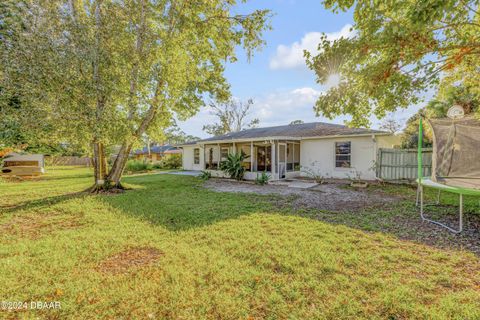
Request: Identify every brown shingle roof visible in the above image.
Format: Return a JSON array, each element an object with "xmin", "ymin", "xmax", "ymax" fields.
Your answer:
[{"xmin": 198, "ymin": 122, "xmax": 388, "ymax": 142}]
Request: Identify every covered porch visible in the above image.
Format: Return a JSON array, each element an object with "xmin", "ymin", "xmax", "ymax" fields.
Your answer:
[{"xmin": 201, "ymin": 139, "xmax": 301, "ymax": 180}]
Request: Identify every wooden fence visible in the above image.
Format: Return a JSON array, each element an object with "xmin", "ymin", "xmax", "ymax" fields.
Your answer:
[
  {"xmin": 376, "ymin": 148, "xmax": 432, "ymax": 183},
  {"xmin": 46, "ymin": 156, "xmax": 92, "ymax": 167}
]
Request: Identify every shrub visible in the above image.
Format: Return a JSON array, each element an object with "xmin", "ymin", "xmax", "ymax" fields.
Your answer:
[
  {"xmin": 125, "ymin": 159, "xmax": 153, "ymax": 172},
  {"xmin": 255, "ymin": 172, "xmax": 270, "ymax": 185},
  {"xmin": 159, "ymin": 154, "xmax": 182, "ymax": 169},
  {"xmin": 151, "ymin": 162, "xmax": 163, "ymax": 169},
  {"xmin": 219, "ymin": 152, "xmax": 249, "ymax": 181},
  {"xmin": 199, "ymin": 170, "xmax": 212, "ymax": 181}
]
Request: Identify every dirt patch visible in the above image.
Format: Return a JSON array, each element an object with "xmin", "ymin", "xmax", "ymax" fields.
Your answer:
[
  {"xmin": 384, "ymin": 207, "xmax": 480, "ymax": 255},
  {"xmin": 97, "ymin": 247, "xmax": 163, "ymax": 275},
  {"xmin": 0, "ymin": 214, "xmax": 84, "ymax": 239},
  {"xmin": 203, "ymin": 178, "xmax": 480, "ymax": 256},
  {"xmin": 204, "ymin": 179, "xmax": 399, "ymax": 212}
]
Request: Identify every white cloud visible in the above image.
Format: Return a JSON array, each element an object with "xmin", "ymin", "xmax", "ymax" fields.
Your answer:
[
  {"xmin": 269, "ymin": 24, "xmax": 353, "ymax": 70},
  {"xmin": 251, "ymin": 87, "xmax": 323, "ymax": 126},
  {"xmin": 177, "ymin": 87, "xmax": 326, "ymax": 137},
  {"xmin": 176, "ymin": 85, "xmax": 425, "ymax": 138}
]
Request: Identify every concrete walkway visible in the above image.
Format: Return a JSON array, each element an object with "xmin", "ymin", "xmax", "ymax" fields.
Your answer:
[
  {"xmin": 269, "ymin": 179, "xmax": 318, "ymax": 189},
  {"xmin": 165, "ymin": 170, "xmax": 201, "ymax": 176}
]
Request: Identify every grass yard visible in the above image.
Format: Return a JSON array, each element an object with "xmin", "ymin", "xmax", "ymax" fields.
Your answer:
[{"xmin": 1, "ymin": 167, "xmax": 480, "ymax": 319}]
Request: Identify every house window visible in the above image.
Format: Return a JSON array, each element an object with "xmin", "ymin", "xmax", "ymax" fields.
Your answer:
[
  {"xmin": 220, "ymin": 147, "xmax": 229, "ymax": 161},
  {"xmin": 194, "ymin": 148, "xmax": 200, "ymax": 164},
  {"xmin": 335, "ymin": 141, "xmax": 351, "ymax": 168}
]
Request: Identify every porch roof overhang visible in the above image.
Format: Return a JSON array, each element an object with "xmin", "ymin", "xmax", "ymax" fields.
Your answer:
[
  {"xmin": 196, "ymin": 132, "xmax": 390, "ymax": 145},
  {"xmin": 199, "ymin": 136, "xmax": 301, "ymax": 145}
]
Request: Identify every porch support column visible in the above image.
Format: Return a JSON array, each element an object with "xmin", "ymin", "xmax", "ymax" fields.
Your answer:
[
  {"xmin": 217, "ymin": 143, "xmax": 220, "ymax": 170},
  {"xmin": 201, "ymin": 144, "xmax": 206, "ymax": 170},
  {"xmin": 271, "ymin": 141, "xmax": 276, "ymax": 178},
  {"xmin": 250, "ymin": 141, "xmax": 254, "ymax": 171},
  {"xmin": 232, "ymin": 142, "xmax": 236, "ymax": 154},
  {"xmin": 293, "ymin": 143, "xmax": 295, "ymax": 170}
]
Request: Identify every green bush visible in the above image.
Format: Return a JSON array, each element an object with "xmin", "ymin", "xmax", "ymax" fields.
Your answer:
[
  {"xmin": 255, "ymin": 172, "xmax": 270, "ymax": 185},
  {"xmin": 199, "ymin": 170, "xmax": 212, "ymax": 181},
  {"xmin": 151, "ymin": 162, "xmax": 163, "ymax": 169},
  {"xmin": 125, "ymin": 159, "xmax": 153, "ymax": 172},
  {"xmin": 219, "ymin": 152, "xmax": 248, "ymax": 181},
  {"xmin": 159, "ymin": 154, "xmax": 182, "ymax": 169}
]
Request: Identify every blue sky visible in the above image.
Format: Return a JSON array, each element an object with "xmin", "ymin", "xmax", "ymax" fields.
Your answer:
[{"xmin": 177, "ymin": 0, "xmax": 422, "ymax": 138}]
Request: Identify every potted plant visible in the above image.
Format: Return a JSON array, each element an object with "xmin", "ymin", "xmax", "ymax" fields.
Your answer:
[{"xmin": 348, "ymin": 170, "xmax": 368, "ymax": 188}]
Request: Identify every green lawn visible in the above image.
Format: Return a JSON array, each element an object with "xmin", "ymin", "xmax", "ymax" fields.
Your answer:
[{"xmin": 1, "ymin": 167, "xmax": 479, "ymax": 319}]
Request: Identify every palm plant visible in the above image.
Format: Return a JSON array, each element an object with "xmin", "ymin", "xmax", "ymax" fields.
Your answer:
[{"xmin": 219, "ymin": 151, "xmax": 249, "ymax": 181}]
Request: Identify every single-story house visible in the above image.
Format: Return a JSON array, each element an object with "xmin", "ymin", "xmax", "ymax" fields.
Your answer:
[
  {"xmin": 180, "ymin": 122, "xmax": 399, "ymax": 181},
  {"xmin": 133, "ymin": 145, "xmax": 180, "ymax": 162}
]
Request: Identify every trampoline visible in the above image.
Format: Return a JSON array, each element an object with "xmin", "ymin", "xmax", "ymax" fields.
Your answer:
[{"xmin": 417, "ymin": 106, "xmax": 480, "ymax": 233}]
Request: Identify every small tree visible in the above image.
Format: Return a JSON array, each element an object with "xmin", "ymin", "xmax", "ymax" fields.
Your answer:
[
  {"xmin": 203, "ymin": 98, "xmax": 260, "ymax": 136},
  {"xmin": 379, "ymin": 116, "xmax": 402, "ymax": 134}
]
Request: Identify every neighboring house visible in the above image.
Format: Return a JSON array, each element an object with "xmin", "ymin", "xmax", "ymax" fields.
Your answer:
[
  {"xmin": 133, "ymin": 145, "xmax": 180, "ymax": 162},
  {"xmin": 180, "ymin": 122, "xmax": 399, "ymax": 181}
]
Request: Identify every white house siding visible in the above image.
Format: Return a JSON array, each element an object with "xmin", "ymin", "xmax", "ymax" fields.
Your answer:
[
  {"xmin": 181, "ymin": 145, "xmax": 204, "ymax": 171},
  {"xmin": 300, "ymin": 136, "xmax": 378, "ymax": 180},
  {"xmin": 183, "ymin": 134, "xmax": 400, "ymax": 179}
]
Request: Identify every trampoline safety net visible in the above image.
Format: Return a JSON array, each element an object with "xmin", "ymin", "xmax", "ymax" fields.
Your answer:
[{"xmin": 429, "ymin": 117, "xmax": 480, "ymax": 190}]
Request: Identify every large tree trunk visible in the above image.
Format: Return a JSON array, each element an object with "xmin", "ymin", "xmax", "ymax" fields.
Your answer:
[
  {"xmin": 91, "ymin": 141, "xmax": 108, "ymax": 192},
  {"xmin": 105, "ymin": 0, "xmax": 147, "ymax": 189},
  {"xmin": 89, "ymin": 0, "xmax": 109, "ymax": 192},
  {"xmin": 106, "ymin": 82, "xmax": 163, "ymax": 188},
  {"xmin": 107, "ymin": 141, "xmax": 133, "ymax": 188}
]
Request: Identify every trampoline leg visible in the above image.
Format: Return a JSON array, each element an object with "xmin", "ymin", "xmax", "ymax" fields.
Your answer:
[
  {"xmin": 436, "ymin": 190, "xmax": 441, "ymax": 205},
  {"xmin": 419, "ymin": 186, "xmax": 463, "ymax": 234},
  {"xmin": 420, "ymin": 186, "xmax": 424, "ymax": 216},
  {"xmin": 459, "ymin": 194, "xmax": 463, "ymax": 233},
  {"xmin": 416, "ymin": 185, "xmax": 420, "ymax": 207}
]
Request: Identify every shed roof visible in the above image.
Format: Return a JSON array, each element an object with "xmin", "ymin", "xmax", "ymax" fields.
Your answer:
[
  {"xmin": 2, "ymin": 153, "xmax": 44, "ymax": 164},
  {"xmin": 197, "ymin": 122, "xmax": 388, "ymax": 143}
]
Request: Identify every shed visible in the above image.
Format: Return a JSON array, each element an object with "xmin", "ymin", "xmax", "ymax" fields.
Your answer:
[{"xmin": 1, "ymin": 153, "xmax": 45, "ymax": 176}]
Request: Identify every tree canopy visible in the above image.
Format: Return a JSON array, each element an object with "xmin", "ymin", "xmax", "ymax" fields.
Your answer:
[
  {"xmin": 307, "ymin": 0, "xmax": 480, "ymax": 127},
  {"xmin": 1, "ymin": 0, "xmax": 271, "ymax": 188}
]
